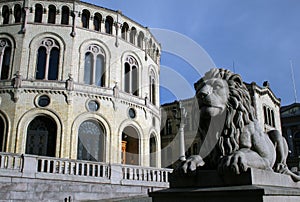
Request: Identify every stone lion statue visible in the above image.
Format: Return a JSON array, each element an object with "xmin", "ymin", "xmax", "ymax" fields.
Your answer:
[{"xmin": 181, "ymin": 68, "xmax": 300, "ymax": 181}]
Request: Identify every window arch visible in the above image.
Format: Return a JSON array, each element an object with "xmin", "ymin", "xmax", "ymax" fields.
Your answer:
[
  {"xmin": 137, "ymin": 31, "xmax": 144, "ymax": 48},
  {"xmin": 61, "ymin": 6, "xmax": 70, "ymax": 25},
  {"xmin": 130, "ymin": 27, "xmax": 136, "ymax": 45},
  {"xmin": 0, "ymin": 39, "xmax": 12, "ymax": 80},
  {"xmin": 93, "ymin": 13, "xmax": 102, "ymax": 31},
  {"xmin": 149, "ymin": 70, "xmax": 156, "ymax": 105},
  {"xmin": 124, "ymin": 56, "xmax": 139, "ymax": 96},
  {"xmin": 26, "ymin": 116, "xmax": 57, "ymax": 157},
  {"xmin": 0, "ymin": 116, "xmax": 5, "ymax": 152},
  {"xmin": 81, "ymin": 9, "xmax": 90, "ymax": 28},
  {"xmin": 14, "ymin": 4, "xmax": 22, "ymax": 23},
  {"xmin": 149, "ymin": 133, "xmax": 157, "ymax": 167},
  {"xmin": 48, "ymin": 5, "xmax": 56, "ymax": 24},
  {"xmin": 2, "ymin": 5, "xmax": 9, "ymax": 24},
  {"xmin": 105, "ymin": 16, "xmax": 113, "ymax": 34},
  {"xmin": 34, "ymin": 4, "xmax": 43, "ymax": 23},
  {"xmin": 77, "ymin": 120, "xmax": 105, "ymax": 162},
  {"xmin": 36, "ymin": 38, "xmax": 60, "ymax": 80},
  {"xmin": 121, "ymin": 22, "xmax": 129, "ymax": 40},
  {"xmin": 122, "ymin": 126, "xmax": 140, "ymax": 165},
  {"xmin": 84, "ymin": 44, "xmax": 105, "ymax": 86}
]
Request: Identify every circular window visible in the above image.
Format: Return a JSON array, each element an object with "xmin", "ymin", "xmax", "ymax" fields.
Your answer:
[
  {"xmin": 128, "ymin": 108, "xmax": 136, "ymax": 119},
  {"xmin": 37, "ymin": 95, "xmax": 50, "ymax": 107},
  {"xmin": 87, "ymin": 100, "xmax": 99, "ymax": 112}
]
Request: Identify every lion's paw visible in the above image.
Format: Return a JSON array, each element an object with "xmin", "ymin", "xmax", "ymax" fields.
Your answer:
[
  {"xmin": 180, "ymin": 155, "xmax": 205, "ymax": 174},
  {"xmin": 219, "ymin": 151, "xmax": 249, "ymax": 175}
]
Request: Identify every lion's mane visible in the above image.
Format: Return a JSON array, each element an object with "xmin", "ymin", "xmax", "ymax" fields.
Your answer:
[{"xmin": 195, "ymin": 68, "xmax": 256, "ymax": 157}]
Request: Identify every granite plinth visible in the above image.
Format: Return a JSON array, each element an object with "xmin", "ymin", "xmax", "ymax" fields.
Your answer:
[{"xmin": 149, "ymin": 168, "xmax": 300, "ymax": 202}]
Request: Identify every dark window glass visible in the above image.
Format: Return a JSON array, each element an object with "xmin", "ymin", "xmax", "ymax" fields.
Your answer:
[
  {"xmin": 14, "ymin": 4, "xmax": 22, "ymax": 23},
  {"xmin": 124, "ymin": 63, "xmax": 130, "ymax": 93},
  {"xmin": 94, "ymin": 13, "xmax": 101, "ymax": 31},
  {"xmin": 34, "ymin": 4, "xmax": 43, "ymax": 23},
  {"xmin": 1, "ymin": 46, "xmax": 11, "ymax": 80},
  {"xmin": 132, "ymin": 66, "xmax": 138, "ymax": 96},
  {"xmin": 48, "ymin": 48, "xmax": 59, "ymax": 80},
  {"xmin": 129, "ymin": 108, "xmax": 136, "ymax": 119},
  {"xmin": 38, "ymin": 95, "xmax": 50, "ymax": 107},
  {"xmin": 84, "ymin": 52, "xmax": 93, "ymax": 84},
  {"xmin": 77, "ymin": 120, "xmax": 104, "ymax": 162},
  {"xmin": 121, "ymin": 23, "xmax": 129, "ymax": 40},
  {"xmin": 61, "ymin": 6, "xmax": 69, "ymax": 25},
  {"xmin": 48, "ymin": 5, "xmax": 56, "ymax": 24},
  {"xmin": 82, "ymin": 10, "xmax": 90, "ymax": 28},
  {"xmin": 26, "ymin": 116, "xmax": 57, "ymax": 157},
  {"xmin": 2, "ymin": 6, "xmax": 9, "ymax": 24},
  {"xmin": 96, "ymin": 54, "xmax": 104, "ymax": 86},
  {"xmin": 105, "ymin": 16, "xmax": 113, "ymax": 34},
  {"xmin": 130, "ymin": 27, "xmax": 136, "ymax": 44},
  {"xmin": 36, "ymin": 47, "xmax": 47, "ymax": 79}
]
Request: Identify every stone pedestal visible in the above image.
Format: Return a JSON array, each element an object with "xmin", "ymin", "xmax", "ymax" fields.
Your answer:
[{"xmin": 149, "ymin": 168, "xmax": 300, "ymax": 202}]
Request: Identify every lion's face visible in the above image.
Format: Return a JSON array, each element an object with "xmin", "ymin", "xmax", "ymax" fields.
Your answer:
[{"xmin": 196, "ymin": 78, "xmax": 229, "ymax": 118}]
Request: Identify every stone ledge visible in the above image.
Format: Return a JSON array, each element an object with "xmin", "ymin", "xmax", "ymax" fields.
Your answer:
[{"xmin": 169, "ymin": 168, "xmax": 300, "ymax": 188}]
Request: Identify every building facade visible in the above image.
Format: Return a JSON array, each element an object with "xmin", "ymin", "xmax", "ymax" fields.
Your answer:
[
  {"xmin": 160, "ymin": 80, "xmax": 282, "ymax": 168},
  {"xmin": 0, "ymin": 0, "xmax": 162, "ymax": 168},
  {"xmin": 281, "ymin": 103, "xmax": 300, "ymax": 169}
]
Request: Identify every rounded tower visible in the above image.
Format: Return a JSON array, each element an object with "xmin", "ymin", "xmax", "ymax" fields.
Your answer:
[{"xmin": 0, "ymin": 0, "xmax": 161, "ymax": 167}]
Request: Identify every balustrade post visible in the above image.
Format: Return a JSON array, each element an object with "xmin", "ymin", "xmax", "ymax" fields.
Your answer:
[
  {"xmin": 21, "ymin": 154, "xmax": 38, "ymax": 178},
  {"xmin": 110, "ymin": 163, "xmax": 122, "ymax": 184}
]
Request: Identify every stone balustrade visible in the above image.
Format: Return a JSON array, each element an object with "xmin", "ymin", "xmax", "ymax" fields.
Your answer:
[
  {"xmin": 0, "ymin": 152, "xmax": 172, "ymax": 187},
  {"xmin": 0, "ymin": 152, "xmax": 22, "ymax": 171}
]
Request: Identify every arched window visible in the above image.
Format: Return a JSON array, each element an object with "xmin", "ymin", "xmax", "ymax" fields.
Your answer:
[
  {"xmin": 124, "ymin": 56, "xmax": 139, "ymax": 96},
  {"xmin": 271, "ymin": 110, "xmax": 275, "ymax": 127},
  {"xmin": 263, "ymin": 106, "xmax": 268, "ymax": 124},
  {"xmin": 94, "ymin": 13, "xmax": 102, "ymax": 31},
  {"xmin": 166, "ymin": 118, "xmax": 172, "ymax": 134},
  {"xmin": 34, "ymin": 4, "xmax": 43, "ymax": 23},
  {"xmin": 36, "ymin": 38, "xmax": 60, "ymax": 80},
  {"xmin": 152, "ymin": 44, "xmax": 156, "ymax": 60},
  {"xmin": 0, "ymin": 39, "xmax": 12, "ymax": 80},
  {"xmin": 105, "ymin": 16, "xmax": 113, "ymax": 34},
  {"xmin": 121, "ymin": 22, "xmax": 129, "ymax": 40},
  {"xmin": 137, "ymin": 31, "xmax": 144, "ymax": 48},
  {"xmin": 122, "ymin": 126, "xmax": 140, "ymax": 165},
  {"xmin": 149, "ymin": 134, "xmax": 157, "ymax": 167},
  {"xmin": 14, "ymin": 4, "xmax": 22, "ymax": 23},
  {"xmin": 130, "ymin": 27, "xmax": 136, "ymax": 45},
  {"xmin": 48, "ymin": 5, "xmax": 56, "ymax": 24},
  {"xmin": 77, "ymin": 120, "xmax": 105, "ymax": 162},
  {"xmin": 2, "ymin": 5, "xmax": 9, "ymax": 24},
  {"xmin": 149, "ymin": 71, "xmax": 156, "ymax": 105},
  {"xmin": 0, "ymin": 116, "xmax": 5, "ymax": 152},
  {"xmin": 81, "ymin": 9, "xmax": 90, "ymax": 28},
  {"xmin": 148, "ymin": 39, "xmax": 152, "ymax": 56},
  {"xmin": 84, "ymin": 45, "xmax": 105, "ymax": 86},
  {"xmin": 61, "ymin": 6, "xmax": 69, "ymax": 25},
  {"xmin": 26, "ymin": 116, "xmax": 57, "ymax": 157}
]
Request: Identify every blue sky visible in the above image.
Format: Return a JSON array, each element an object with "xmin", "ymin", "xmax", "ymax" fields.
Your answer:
[{"xmin": 85, "ymin": 0, "xmax": 300, "ymax": 106}]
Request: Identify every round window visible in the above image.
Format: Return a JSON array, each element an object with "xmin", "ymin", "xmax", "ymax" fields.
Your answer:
[
  {"xmin": 88, "ymin": 100, "xmax": 99, "ymax": 112},
  {"xmin": 38, "ymin": 95, "xmax": 50, "ymax": 107},
  {"xmin": 128, "ymin": 108, "xmax": 136, "ymax": 119}
]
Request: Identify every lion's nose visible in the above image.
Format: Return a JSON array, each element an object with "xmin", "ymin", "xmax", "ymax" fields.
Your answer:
[
  {"xmin": 199, "ymin": 91, "xmax": 208, "ymax": 99},
  {"xmin": 199, "ymin": 85, "xmax": 211, "ymax": 99}
]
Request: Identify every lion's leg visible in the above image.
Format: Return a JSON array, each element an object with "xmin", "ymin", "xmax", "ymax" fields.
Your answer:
[{"xmin": 267, "ymin": 130, "xmax": 289, "ymax": 172}]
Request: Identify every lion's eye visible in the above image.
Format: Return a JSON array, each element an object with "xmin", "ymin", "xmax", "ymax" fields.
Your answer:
[{"xmin": 214, "ymin": 84, "xmax": 222, "ymax": 89}]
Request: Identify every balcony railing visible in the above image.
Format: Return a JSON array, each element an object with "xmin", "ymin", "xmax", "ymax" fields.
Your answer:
[{"xmin": 0, "ymin": 152, "xmax": 172, "ymax": 187}]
